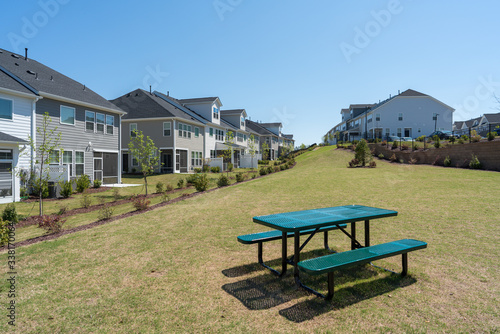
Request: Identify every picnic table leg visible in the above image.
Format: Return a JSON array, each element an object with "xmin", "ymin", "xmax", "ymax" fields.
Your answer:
[
  {"xmin": 402, "ymin": 253, "xmax": 408, "ymax": 276},
  {"xmin": 281, "ymin": 231, "xmax": 287, "ymax": 277},
  {"xmin": 364, "ymin": 220, "xmax": 370, "ymax": 247},
  {"xmin": 294, "ymin": 231, "xmax": 300, "ymax": 278},
  {"xmin": 351, "ymin": 222, "xmax": 356, "ymax": 250}
]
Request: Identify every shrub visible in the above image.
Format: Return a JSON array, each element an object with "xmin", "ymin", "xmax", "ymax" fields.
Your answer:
[
  {"xmin": 2, "ymin": 204, "xmax": 18, "ymax": 224},
  {"xmin": 80, "ymin": 191, "xmax": 92, "ymax": 208},
  {"xmin": 252, "ymin": 173, "xmax": 257, "ymax": 179},
  {"xmin": 155, "ymin": 182, "xmax": 164, "ymax": 194},
  {"xmin": 409, "ymin": 158, "xmax": 417, "ymax": 164},
  {"xmin": 57, "ymin": 204, "xmax": 68, "ymax": 215},
  {"xmin": 59, "ymin": 180, "xmax": 73, "ymax": 198},
  {"xmin": 194, "ymin": 173, "xmax": 210, "ymax": 192},
  {"xmin": 274, "ymin": 161, "xmax": 280, "ymax": 166},
  {"xmin": 469, "ymin": 154, "xmax": 482, "ymax": 169},
  {"xmin": 113, "ymin": 188, "xmax": 121, "ymax": 201},
  {"xmin": 471, "ymin": 130, "xmax": 481, "ymax": 143},
  {"xmin": 381, "ymin": 140, "xmax": 387, "ymax": 146},
  {"xmin": 217, "ymin": 174, "xmax": 230, "ymax": 187},
  {"xmin": 20, "ymin": 186, "xmax": 29, "ymax": 198},
  {"xmin": 416, "ymin": 135, "xmax": 425, "ymax": 142},
  {"xmin": 235, "ymin": 173, "xmax": 246, "ymax": 182},
  {"xmin": 378, "ymin": 153, "xmax": 384, "ymax": 159},
  {"xmin": 132, "ymin": 195, "xmax": 150, "ymax": 210},
  {"xmin": 210, "ymin": 166, "xmax": 220, "ymax": 173},
  {"xmin": 32, "ymin": 179, "xmax": 49, "ymax": 198},
  {"xmin": 76, "ymin": 174, "xmax": 91, "ymax": 193},
  {"xmin": 37, "ymin": 215, "xmax": 65, "ymax": 234},
  {"xmin": 434, "ymin": 137, "xmax": 441, "ymax": 148},
  {"xmin": 165, "ymin": 184, "xmax": 174, "ymax": 192},
  {"xmin": 93, "ymin": 180, "xmax": 102, "ymax": 188},
  {"xmin": 258, "ymin": 160, "xmax": 269, "ymax": 165},
  {"xmin": 161, "ymin": 192, "xmax": 170, "ymax": 203},
  {"xmin": 412, "ymin": 143, "xmax": 419, "ymax": 151},
  {"xmin": 266, "ymin": 166, "xmax": 273, "ymax": 174},
  {"xmin": 280, "ymin": 164, "xmax": 286, "ymax": 171},
  {"xmin": 348, "ymin": 158, "xmax": 359, "ymax": 168},
  {"xmin": 392, "ymin": 141, "xmax": 398, "ymax": 150},
  {"xmin": 354, "ymin": 139, "xmax": 371, "ymax": 166},
  {"xmin": 461, "ymin": 135, "xmax": 469, "ymax": 141},
  {"xmin": 274, "ymin": 166, "xmax": 280, "ymax": 173},
  {"xmin": 487, "ymin": 132, "xmax": 496, "ymax": 141},
  {"xmin": 194, "ymin": 167, "xmax": 202, "ymax": 173},
  {"xmin": 97, "ymin": 204, "xmax": 114, "ymax": 221},
  {"xmin": 401, "ymin": 143, "xmax": 409, "ymax": 151},
  {"xmin": 259, "ymin": 168, "xmax": 267, "ymax": 176},
  {"xmin": 227, "ymin": 163, "xmax": 234, "ymax": 172},
  {"xmin": 444, "ymin": 156, "xmax": 452, "ymax": 167},
  {"xmin": 202, "ymin": 165, "xmax": 210, "ymax": 173},
  {"xmin": 177, "ymin": 179, "xmax": 185, "ymax": 189},
  {"xmin": 457, "ymin": 138, "xmax": 465, "ymax": 144},
  {"xmin": 389, "ymin": 154, "xmax": 397, "ymax": 162},
  {"xmin": 369, "ymin": 160, "xmax": 377, "ymax": 168},
  {"xmin": 0, "ymin": 218, "xmax": 10, "ymax": 246},
  {"xmin": 449, "ymin": 136, "xmax": 456, "ymax": 144}
]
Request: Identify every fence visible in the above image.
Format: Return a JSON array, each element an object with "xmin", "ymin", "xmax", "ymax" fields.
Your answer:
[
  {"xmin": 33, "ymin": 165, "xmax": 70, "ymax": 182},
  {"xmin": 239, "ymin": 154, "xmax": 262, "ymax": 169}
]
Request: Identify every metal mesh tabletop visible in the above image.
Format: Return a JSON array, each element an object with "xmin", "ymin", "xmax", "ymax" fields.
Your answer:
[{"xmin": 253, "ymin": 205, "xmax": 397, "ymax": 231}]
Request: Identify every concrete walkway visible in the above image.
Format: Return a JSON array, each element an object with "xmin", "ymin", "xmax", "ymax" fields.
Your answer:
[{"xmin": 105, "ymin": 183, "xmax": 142, "ymax": 188}]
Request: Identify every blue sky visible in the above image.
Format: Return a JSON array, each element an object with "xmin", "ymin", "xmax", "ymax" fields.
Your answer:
[{"xmin": 1, "ymin": 0, "xmax": 499, "ymax": 145}]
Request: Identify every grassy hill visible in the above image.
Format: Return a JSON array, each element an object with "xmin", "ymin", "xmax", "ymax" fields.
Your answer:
[{"xmin": 1, "ymin": 146, "xmax": 499, "ymax": 333}]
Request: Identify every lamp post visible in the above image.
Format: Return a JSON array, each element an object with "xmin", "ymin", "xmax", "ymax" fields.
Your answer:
[{"xmin": 434, "ymin": 113, "xmax": 439, "ymax": 131}]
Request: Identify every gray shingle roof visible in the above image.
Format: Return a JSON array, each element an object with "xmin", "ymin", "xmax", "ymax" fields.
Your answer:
[
  {"xmin": 483, "ymin": 113, "xmax": 500, "ymax": 123},
  {"xmin": 0, "ymin": 131, "xmax": 28, "ymax": 143},
  {"xmin": 0, "ymin": 48, "xmax": 123, "ymax": 113},
  {"xmin": 110, "ymin": 89, "xmax": 204, "ymax": 125},
  {"xmin": 0, "ymin": 66, "xmax": 38, "ymax": 96},
  {"xmin": 245, "ymin": 120, "xmax": 275, "ymax": 136},
  {"xmin": 399, "ymin": 89, "xmax": 428, "ymax": 97},
  {"xmin": 179, "ymin": 97, "xmax": 219, "ymax": 104}
]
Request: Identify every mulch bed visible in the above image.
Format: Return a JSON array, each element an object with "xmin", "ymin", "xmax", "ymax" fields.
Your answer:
[{"xmin": 1, "ymin": 163, "xmax": 296, "ymax": 251}]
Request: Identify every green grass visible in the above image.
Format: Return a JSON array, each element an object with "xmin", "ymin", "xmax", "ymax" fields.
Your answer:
[{"xmin": 1, "ymin": 146, "xmax": 499, "ymax": 333}]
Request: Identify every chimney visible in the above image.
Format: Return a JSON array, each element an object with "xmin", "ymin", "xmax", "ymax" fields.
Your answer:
[
  {"xmin": 167, "ymin": 91, "xmax": 169, "ymax": 96},
  {"xmin": 149, "ymin": 85, "xmax": 152, "ymax": 94},
  {"xmin": 398, "ymin": 89, "xmax": 400, "ymax": 94},
  {"xmin": 83, "ymin": 84, "xmax": 86, "ymax": 91},
  {"xmin": 25, "ymin": 48, "xmax": 28, "ymax": 60}
]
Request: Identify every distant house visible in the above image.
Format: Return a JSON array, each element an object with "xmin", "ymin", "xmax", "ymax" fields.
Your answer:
[
  {"xmin": 326, "ymin": 89, "xmax": 455, "ymax": 143},
  {"xmin": 0, "ymin": 48, "xmax": 126, "ymax": 203},
  {"xmin": 454, "ymin": 113, "xmax": 500, "ymax": 137}
]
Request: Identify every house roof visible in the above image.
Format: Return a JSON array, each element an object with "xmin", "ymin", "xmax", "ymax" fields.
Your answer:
[
  {"xmin": 0, "ymin": 66, "xmax": 38, "ymax": 96},
  {"xmin": 464, "ymin": 117, "xmax": 482, "ymax": 128},
  {"xmin": 220, "ymin": 109, "xmax": 247, "ymax": 117},
  {"xmin": 258, "ymin": 122, "xmax": 282, "ymax": 128},
  {"xmin": 483, "ymin": 113, "xmax": 500, "ymax": 123},
  {"xmin": 349, "ymin": 104, "xmax": 375, "ymax": 109},
  {"xmin": 110, "ymin": 89, "xmax": 204, "ymax": 125},
  {"xmin": 453, "ymin": 121, "xmax": 465, "ymax": 129},
  {"xmin": 282, "ymin": 134, "xmax": 294, "ymax": 140},
  {"xmin": 0, "ymin": 131, "xmax": 28, "ymax": 144},
  {"xmin": 179, "ymin": 97, "xmax": 221, "ymax": 105},
  {"xmin": 153, "ymin": 91, "xmax": 210, "ymax": 124},
  {"xmin": 398, "ymin": 89, "xmax": 428, "ymax": 97},
  {"xmin": 245, "ymin": 120, "xmax": 275, "ymax": 136},
  {"xmin": 0, "ymin": 48, "xmax": 124, "ymax": 114}
]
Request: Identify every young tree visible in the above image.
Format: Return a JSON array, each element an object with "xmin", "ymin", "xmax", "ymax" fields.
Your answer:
[
  {"xmin": 261, "ymin": 141, "xmax": 270, "ymax": 161},
  {"xmin": 25, "ymin": 112, "xmax": 62, "ymax": 216},
  {"xmin": 354, "ymin": 139, "xmax": 372, "ymax": 166},
  {"xmin": 222, "ymin": 131, "xmax": 235, "ymax": 173},
  {"xmin": 247, "ymin": 134, "xmax": 257, "ymax": 169},
  {"xmin": 128, "ymin": 130, "xmax": 161, "ymax": 195}
]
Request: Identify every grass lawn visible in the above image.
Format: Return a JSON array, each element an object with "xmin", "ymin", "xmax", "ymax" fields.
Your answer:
[{"xmin": 1, "ymin": 146, "xmax": 499, "ymax": 333}]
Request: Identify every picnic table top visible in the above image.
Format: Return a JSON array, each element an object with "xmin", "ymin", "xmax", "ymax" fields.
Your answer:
[{"xmin": 252, "ymin": 205, "xmax": 398, "ymax": 232}]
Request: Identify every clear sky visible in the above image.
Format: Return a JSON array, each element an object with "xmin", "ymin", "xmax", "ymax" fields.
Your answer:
[{"xmin": 1, "ymin": 0, "xmax": 499, "ymax": 146}]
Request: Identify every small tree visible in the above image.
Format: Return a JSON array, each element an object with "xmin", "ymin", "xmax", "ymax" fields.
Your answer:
[
  {"xmin": 128, "ymin": 130, "xmax": 161, "ymax": 195},
  {"xmin": 24, "ymin": 112, "xmax": 62, "ymax": 216},
  {"xmin": 222, "ymin": 131, "xmax": 235, "ymax": 174},
  {"xmin": 354, "ymin": 139, "xmax": 372, "ymax": 167},
  {"xmin": 248, "ymin": 134, "xmax": 257, "ymax": 169},
  {"xmin": 262, "ymin": 141, "xmax": 270, "ymax": 160}
]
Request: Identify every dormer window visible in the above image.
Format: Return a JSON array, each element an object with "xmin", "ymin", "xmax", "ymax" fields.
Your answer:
[
  {"xmin": 213, "ymin": 107, "xmax": 219, "ymax": 119},
  {"xmin": 241, "ymin": 116, "xmax": 245, "ymax": 127}
]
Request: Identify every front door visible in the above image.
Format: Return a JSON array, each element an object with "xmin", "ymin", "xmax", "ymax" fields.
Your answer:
[
  {"xmin": 122, "ymin": 153, "xmax": 129, "ymax": 173},
  {"xmin": 94, "ymin": 157, "xmax": 103, "ymax": 181},
  {"xmin": 161, "ymin": 153, "xmax": 172, "ymax": 173},
  {"xmin": 175, "ymin": 150, "xmax": 188, "ymax": 173},
  {"xmin": 404, "ymin": 128, "xmax": 412, "ymax": 137}
]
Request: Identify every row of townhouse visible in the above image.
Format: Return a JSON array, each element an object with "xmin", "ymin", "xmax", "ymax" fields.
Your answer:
[
  {"xmin": 453, "ymin": 113, "xmax": 500, "ymax": 137},
  {"xmin": 0, "ymin": 48, "xmax": 294, "ymax": 203},
  {"xmin": 112, "ymin": 89, "xmax": 294, "ymax": 174},
  {"xmin": 324, "ymin": 89, "xmax": 455, "ymax": 143}
]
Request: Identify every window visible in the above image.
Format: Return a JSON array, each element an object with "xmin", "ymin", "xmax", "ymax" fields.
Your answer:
[
  {"xmin": 0, "ymin": 152, "xmax": 13, "ymax": 197},
  {"xmin": 63, "ymin": 151, "xmax": 73, "ymax": 176},
  {"xmin": 96, "ymin": 113, "xmax": 105, "ymax": 133},
  {"xmin": 75, "ymin": 151, "xmax": 84, "ymax": 176},
  {"xmin": 376, "ymin": 114, "xmax": 380, "ymax": 122},
  {"xmin": 191, "ymin": 152, "xmax": 202, "ymax": 166},
  {"xmin": 209, "ymin": 128, "xmax": 213, "ymax": 137},
  {"xmin": 367, "ymin": 115, "xmax": 372, "ymax": 123},
  {"xmin": 241, "ymin": 116, "xmax": 245, "ymax": 127},
  {"xmin": 49, "ymin": 150, "xmax": 60, "ymax": 164},
  {"xmin": 132, "ymin": 156, "xmax": 138, "ymax": 167},
  {"xmin": 85, "ymin": 111, "xmax": 95, "ymax": 132},
  {"xmin": 397, "ymin": 128, "xmax": 402, "ymax": 137},
  {"xmin": 385, "ymin": 128, "xmax": 390, "ymax": 137},
  {"xmin": 210, "ymin": 150, "xmax": 216, "ymax": 158},
  {"xmin": 178, "ymin": 123, "xmax": 183, "ymax": 137},
  {"xmin": 60, "ymin": 106, "xmax": 75, "ymax": 125},
  {"xmin": 194, "ymin": 127, "xmax": 199, "ymax": 138},
  {"xmin": 237, "ymin": 133, "xmax": 244, "ymax": 142},
  {"xmin": 106, "ymin": 115, "xmax": 114, "ymax": 135},
  {"xmin": 215, "ymin": 129, "xmax": 224, "ymax": 141},
  {"xmin": 187, "ymin": 125, "xmax": 192, "ymax": 139},
  {"xmin": 0, "ymin": 150, "xmax": 13, "ymax": 160},
  {"xmin": 398, "ymin": 113, "xmax": 403, "ymax": 121},
  {"xmin": 213, "ymin": 107, "xmax": 219, "ymax": 119},
  {"xmin": 244, "ymin": 134, "xmax": 247, "ymax": 141},
  {"xmin": 130, "ymin": 123, "xmax": 137, "ymax": 137},
  {"xmin": 163, "ymin": 122, "xmax": 171, "ymax": 136},
  {"xmin": 0, "ymin": 98, "xmax": 13, "ymax": 120}
]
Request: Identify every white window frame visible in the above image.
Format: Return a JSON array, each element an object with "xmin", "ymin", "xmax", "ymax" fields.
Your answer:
[
  {"xmin": 0, "ymin": 97, "xmax": 13, "ymax": 121},
  {"xmin": 96, "ymin": 113, "xmax": 105, "ymax": 134},
  {"xmin": 375, "ymin": 114, "xmax": 380, "ymax": 122},
  {"xmin": 49, "ymin": 150, "xmax": 60, "ymax": 165},
  {"xmin": 187, "ymin": 125, "xmax": 192, "ymax": 139},
  {"xmin": 106, "ymin": 115, "xmax": 114, "ymax": 135},
  {"xmin": 85, "ymin": 111, "xmax": 95, "ymax": 132},
  {"xmin": 209, "ymin": 127, "xmax": 213, "ymax": 137},
  {"xmin": 63, "ymin": 150, "xmax": 73, "ymax": 176},
  {"xmin": 398, "ymin": 113, "xmax": 403, "ymax": 121},
  {"xmin": 130, "ymin": 123, "xmax": 137, "ymax": 137},
  {"xmin": 60, "ymin": 105, "xmax": 75, "ymax": 126},
  {"xmin": 397, "ymin": 128, "xmax": 402, "ymax": 137},
  {"xmin": 75, "ymin": 151, "xmax": 85, "ymax": 176},
  {"xmin": 163, "ymin": 122, "xmax": 171, "ymax": 136},
  {"xmin": 194, "ymin": 127, "xmax": 199, "ymax": 138}
]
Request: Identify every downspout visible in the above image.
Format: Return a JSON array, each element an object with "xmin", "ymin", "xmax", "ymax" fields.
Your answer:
[
  {"xmin": 118, "ymin": 114, "xmax": 122, "ymax": 184},
  {"xmin": 173, "ymin": 119, "xmax": 177, "ymax": 173}
]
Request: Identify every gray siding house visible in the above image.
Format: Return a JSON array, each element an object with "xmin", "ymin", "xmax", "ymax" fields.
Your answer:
[{"xmin": 0, "ymin": 48, "xmax": 126, "ymax": 185}]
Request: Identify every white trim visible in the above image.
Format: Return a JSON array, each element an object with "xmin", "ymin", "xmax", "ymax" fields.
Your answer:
[
  {"xmin": 40, "ymin": 92, "xmax": 126, "ymax": 115},
  {"xmin": 0, "ymin": 87, "xmax": 40, "ymax": 100},
  {"xmin": 92, "ymin": 149, "xmax": 119, "ymax": 153},
  {"xmin": 123, "ymin": 116, "xmax": 204, "ymax": 126}
]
